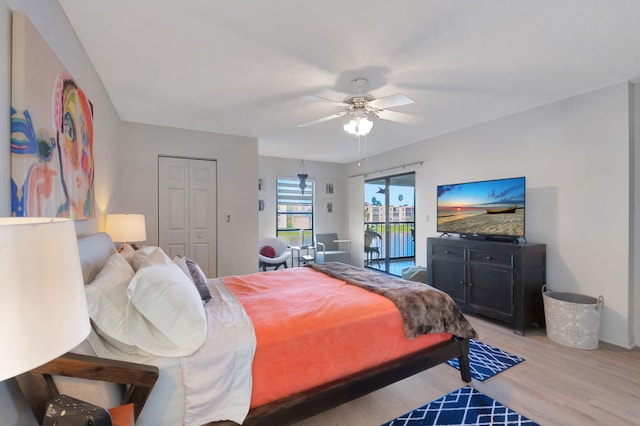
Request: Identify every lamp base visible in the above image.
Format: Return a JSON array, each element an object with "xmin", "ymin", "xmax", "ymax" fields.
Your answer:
[
  {"xmin": 43, "ymin": 395, "xmax": 112, "ymax": 426},
  {"xmin": 117, "ymin": 242, "xmax": 139, "ymax": 253}
]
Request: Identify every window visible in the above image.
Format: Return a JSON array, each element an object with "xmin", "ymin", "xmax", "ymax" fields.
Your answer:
[{"xmin": 276, "ymin": 177, "xmax": 314, "ymax": 246}]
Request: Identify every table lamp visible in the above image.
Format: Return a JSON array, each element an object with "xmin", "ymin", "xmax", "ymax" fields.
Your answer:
[
  {"xmin": 105, "ymin": 214, "xmax": 146, "ymax": 251},
  {"xmin": 0, "ymin": 217, "xmax": 90, "ymax": 383}
]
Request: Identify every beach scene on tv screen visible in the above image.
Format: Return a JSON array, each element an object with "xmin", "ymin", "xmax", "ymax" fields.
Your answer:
[{"xmin": 437, "ymin": 177, "xmax": 525, "ymax": 237}]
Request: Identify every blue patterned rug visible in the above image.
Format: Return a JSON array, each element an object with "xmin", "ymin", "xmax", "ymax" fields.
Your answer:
[
  {"xmin": 382, "ymin": 386, "xmax": 539, "ymax": 426},
  {"xmin": 447, "ymin": 339, "xmax": 524, "ymax": 381}
]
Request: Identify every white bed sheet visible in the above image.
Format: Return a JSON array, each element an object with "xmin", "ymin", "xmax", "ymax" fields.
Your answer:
[{"xmin": 86, "ymin": 277, "xmax": 256, "ymax": 426}]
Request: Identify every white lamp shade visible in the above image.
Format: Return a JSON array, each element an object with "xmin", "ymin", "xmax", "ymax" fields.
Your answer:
[
  {"xmin": 0, "ymin": 218, "xmax": 90, "ymax": 382},
  {"xmin": 105, "ymin": 214, "xmax": 146, "ymax": 243}
]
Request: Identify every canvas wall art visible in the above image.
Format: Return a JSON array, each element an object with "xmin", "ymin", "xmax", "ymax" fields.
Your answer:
[{"xmin": 10, "ymin": 12, "xmax": 95, "ymax": 219}]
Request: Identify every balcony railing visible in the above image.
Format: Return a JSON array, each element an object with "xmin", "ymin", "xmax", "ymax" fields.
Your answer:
[{"xmin": 365, "ymin": 221, "xmax": 415, "ymax": 261}]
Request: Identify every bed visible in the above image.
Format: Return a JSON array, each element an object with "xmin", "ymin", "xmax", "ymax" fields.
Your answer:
[{"xmin": 26, "ymin": 232, "xmax": 476, "ymax": 426}]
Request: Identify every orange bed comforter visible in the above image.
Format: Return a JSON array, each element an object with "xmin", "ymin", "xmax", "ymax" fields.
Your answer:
[{"xmin": 224, "ymin": 267, "xmax": 452, "ymax": 408}]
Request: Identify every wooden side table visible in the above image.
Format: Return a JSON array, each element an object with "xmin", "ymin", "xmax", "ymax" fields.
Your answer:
[{"xmin": 16, "ymin": 352, "xmax": 159, "ymax": 424}]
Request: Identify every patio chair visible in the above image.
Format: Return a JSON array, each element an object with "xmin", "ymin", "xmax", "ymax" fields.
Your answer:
[
  {"xmin": 315, "ymin": 233, "xmax": 351, "ymax": 264},
  {"xmin": 365, "ymin": 228, "xmax": 382, "ymax": 266}
]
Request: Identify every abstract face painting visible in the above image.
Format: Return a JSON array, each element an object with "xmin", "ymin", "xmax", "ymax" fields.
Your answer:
[{"xmin": 11, "ymin": 12, "xmax": 95, "ymax": 219}]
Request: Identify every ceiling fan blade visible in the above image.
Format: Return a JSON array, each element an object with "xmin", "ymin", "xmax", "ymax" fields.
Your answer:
[
  {"xmin": 297, "ymin": 111, "xmax": 349, "ymax": 128},
  {"xmin": 377, "ymin": 109, "xmax": 423, "ymax": 125},
  {"xmin": 368, "ymin": 93, "xmax": 414, "ymax": 109},
  {"xmin": 301, "ymin": 95, "xmax": 349, "ymax": 107}
]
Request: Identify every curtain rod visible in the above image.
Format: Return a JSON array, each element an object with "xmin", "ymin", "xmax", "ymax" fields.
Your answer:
[{"xmin": 348, "ymin": 161, "xmax": 424, "ymax": 179}]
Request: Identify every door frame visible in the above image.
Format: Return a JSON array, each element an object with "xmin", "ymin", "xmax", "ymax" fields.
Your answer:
[{"xmin": 364, "ymin": 171, "xmax": 416, "ymax": 275}]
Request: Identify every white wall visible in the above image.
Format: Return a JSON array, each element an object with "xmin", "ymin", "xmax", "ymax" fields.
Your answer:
[
  {"xmin": 347, "ymin": 174, "xmax": 365, "ymax": 266},
  {"xmin": 346, "ymin": 82, "xmax": 634, "ymax": 348},
  {"xmin": 258, "ymin": 156, "xmax": 347, "ymax": 245},
  {"xmin": 120, "ymin": 122, "xmax": 258, "ymax": 277}
]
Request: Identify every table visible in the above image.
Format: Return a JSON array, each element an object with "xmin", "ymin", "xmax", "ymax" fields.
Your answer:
[{"xmin": 290, "ymin": 245, "xmax": 315, "ymax": 267}]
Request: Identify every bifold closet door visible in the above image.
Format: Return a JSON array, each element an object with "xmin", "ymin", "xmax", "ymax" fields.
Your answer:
[{"xmin": 158, "ymin": 156, "xmax": 217, "ymax": 277}]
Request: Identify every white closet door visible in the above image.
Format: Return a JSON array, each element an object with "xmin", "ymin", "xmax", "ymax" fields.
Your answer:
[
  {"xmin": 188, "ymin": 159, "xmax": 217, "ymax": 277},
  {"xmin": 159, "ymin": 157, "xmax": 189, "ymax": 259},
  {"xmin": 158, "ymin": 157, "xmax": 217, "ymax": 277}
]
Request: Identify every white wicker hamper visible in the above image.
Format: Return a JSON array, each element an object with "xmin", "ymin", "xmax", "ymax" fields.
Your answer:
[{"xmin": 542, "ymin": 286, "xmax": 603, "ymax": 350}]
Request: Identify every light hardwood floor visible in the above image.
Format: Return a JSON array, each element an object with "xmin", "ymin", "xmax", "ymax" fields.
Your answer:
[{"xmin": 294, "ymin": 316, "xmax": 640, "ymax": 426}]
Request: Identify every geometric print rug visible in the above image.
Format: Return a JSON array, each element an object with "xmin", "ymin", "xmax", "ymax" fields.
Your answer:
[
  {"xmin": 381, "ymin": 386, "xmax": 539, "ymax": 426},
  {"xmin": 446, "ymin": 339, "xmax": 524, "ymax": 381}
]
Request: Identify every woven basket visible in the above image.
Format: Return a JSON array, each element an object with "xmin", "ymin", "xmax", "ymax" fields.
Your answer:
[{"xmin": 542, "ymin": 286, "xmax": 603, "ymax": 350}]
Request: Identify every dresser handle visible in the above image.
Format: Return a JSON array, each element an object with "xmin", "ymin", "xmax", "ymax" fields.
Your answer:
[
  {"xmin": 459, "ymin": 280, "xmax": 464, "ymax": 285},
  {"xmin": 486, "ymin": 256, "xmax": 492, "ymax": 260},
  {"xmin": 444, "ymin": 250, "xmax": 449, "ymax": 254},
  {"xmin": 468, "ymin": 282, "xmax": 473, "ymax": 287}
]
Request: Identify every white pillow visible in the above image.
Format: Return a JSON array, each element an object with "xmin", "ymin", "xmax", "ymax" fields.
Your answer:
[
  {"xmin": 131, "ymin": 246, "xmax": 171, "ymax": 271},
  {"xmin": 84, "ymin": 253, "xmax": 138, "ymax": 353},
  {"xmin": 126, "ymin": 263, "xmax": 207, "ymax": 357},
  {"xmin": 139, "ymin": 247, "xmax": 172, "ymax": 269}
]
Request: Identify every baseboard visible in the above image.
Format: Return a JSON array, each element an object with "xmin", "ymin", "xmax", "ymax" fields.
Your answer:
[{"xmin": 599, "ymin": 331, "xmax": 633, "ymax": 349}]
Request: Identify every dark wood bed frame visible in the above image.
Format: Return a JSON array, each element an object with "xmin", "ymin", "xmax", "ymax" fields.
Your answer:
[{"xmin": 210, "ymin": 336, "xmax": 471, "ymax": 426}]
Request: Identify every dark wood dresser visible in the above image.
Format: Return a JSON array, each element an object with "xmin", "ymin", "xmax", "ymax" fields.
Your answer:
[{"xmin": 427, "ymin": 237, "xmax": 546, "ymax": 335}]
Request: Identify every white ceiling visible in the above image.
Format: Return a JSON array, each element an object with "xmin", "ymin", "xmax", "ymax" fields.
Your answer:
[{"xmin": 58, "ymin": 0, "xmax": 640, "ymax": 164}]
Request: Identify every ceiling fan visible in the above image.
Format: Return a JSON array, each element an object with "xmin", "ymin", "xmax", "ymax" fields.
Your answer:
[{"xmin": 298, "ymin": 78, "xmax": 422, "ymax": 136}]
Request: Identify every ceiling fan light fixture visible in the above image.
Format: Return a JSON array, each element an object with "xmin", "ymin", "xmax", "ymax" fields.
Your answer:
[
  {"xmin": 344, "ymin": 115, "xmax": 373, "ymax": 136},
  {"xmin": 299, "ymin": 82, "xmax": 419, "ymax": 137}
]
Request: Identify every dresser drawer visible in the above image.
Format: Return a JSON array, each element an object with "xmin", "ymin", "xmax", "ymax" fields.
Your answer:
[
  {"xmin": 469, "ymin": 249, "xmax": 513, "ymax": 267},
  {"xmin": 431, "ymin": 244, "xmax": 465, "ymax": 260}
]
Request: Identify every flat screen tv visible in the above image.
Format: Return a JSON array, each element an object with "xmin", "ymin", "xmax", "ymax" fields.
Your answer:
[{"xmin": 437, "ymin": 176, "xmax": 525, "ymax": 241}]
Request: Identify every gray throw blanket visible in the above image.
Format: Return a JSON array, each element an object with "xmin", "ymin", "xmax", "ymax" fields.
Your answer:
[{"xmin": 307, "ymin": 262, "xmax": 478, "ymax": 340}]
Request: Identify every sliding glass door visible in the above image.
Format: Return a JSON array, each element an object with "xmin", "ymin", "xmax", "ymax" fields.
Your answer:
[{"xmin": 364, "ymin": 172, "xmax": 415, "ymax": 275}]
